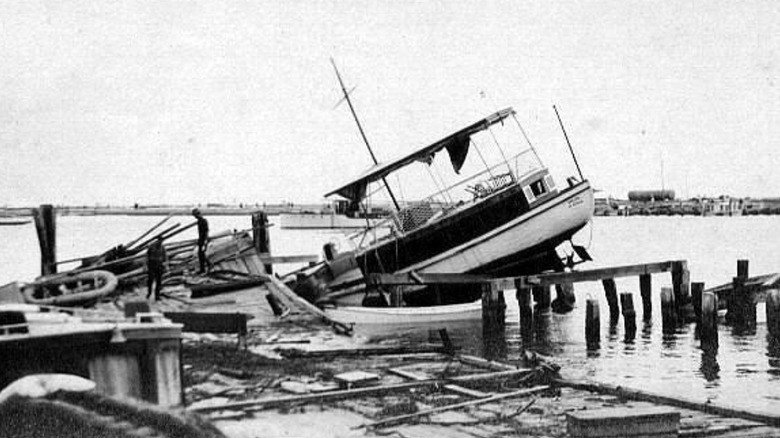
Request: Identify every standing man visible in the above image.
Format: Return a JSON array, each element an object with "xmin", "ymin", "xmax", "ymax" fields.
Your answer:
[
  {"xmin": 192, "ymin": 208, "xmax": 209, "ymax": 274},
  {"xmin": 146, "ymin": 236, "xmax": 167, "ymax": 301}
]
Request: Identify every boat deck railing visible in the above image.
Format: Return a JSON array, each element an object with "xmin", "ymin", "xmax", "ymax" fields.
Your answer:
[{"xmin": 345, "ymin": 149, "xmax": 544, "ymax": 250}]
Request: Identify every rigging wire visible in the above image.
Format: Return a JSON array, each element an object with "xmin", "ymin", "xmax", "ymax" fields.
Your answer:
[{"xmin": 469, "ymin": 138, "xmax": 495, "ymax": 179}]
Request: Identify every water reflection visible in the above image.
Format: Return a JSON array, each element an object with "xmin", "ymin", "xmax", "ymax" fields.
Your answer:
[
  {"xmin": 767, "ymin": 335, "xmax": 780, "ymax": 377},
  {"xmin": 699, "ymin": 341, "xmax": 720, "ymax": 383}
]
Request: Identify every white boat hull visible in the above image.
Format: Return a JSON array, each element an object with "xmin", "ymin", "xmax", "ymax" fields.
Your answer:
[
  {"xmin": 324, "ymin": 300, "xmax": 482, "ymax": 325},
  {"xmin": 406, "ymin": 183, "xmax": 594, "ymax": 274}
]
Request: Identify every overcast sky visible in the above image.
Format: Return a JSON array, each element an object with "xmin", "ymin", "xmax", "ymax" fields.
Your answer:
[{"xmin": 1, "ymin": 1, "xmax": 778, "ymax": 206}]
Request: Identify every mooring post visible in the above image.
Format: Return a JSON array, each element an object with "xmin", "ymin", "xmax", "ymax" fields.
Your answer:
[
  {"xmin": 767, "ymin": 289, "xmax": 780, "ymax": 339},
  {"xmin": 552, "ymin": 282, "xmax": 576, "ymax": 313},
  {"xmin": 639, "ymin": 273, "xmax": 652, "ymax": 320},
  {"xmin": 481, "ymin": 282, "xmax": 505, "ymax": 335},
  {"xmin": 620, "ymin": 292, "xmax": 637, "ymax": 341},
  {"xmin": 585, "ymin": 298, "xmax": 600, "ymax": 349},
  {"xmin": 661, "ymin": 287, "xmax": 677, "ymax": 333},
  {"xmin": 690, "ymin": 282, "xmax": 705, "ymax": 323},
  {"xmin": 671, "ymin": 261, "xmax": 690, "ymax": 316},
  {"xmin": 515, "ymin": 279, "xmax": 533, "ymax": 328},
  {"xmin": 727, "ymin": 276, "xmax": 755, "ymax": 330},
  {"xmin": 700, "ymin": 291, "xmax": 718, "ymax": 345},
  {"xmin": 252, "ymin": 211, "xmax": 272, "ymax": 274},
  {"xmin": 32, "ymin": 204, "xmax": 57, "ymax": 276},
  {"xmin": 737, "ymin": 259, "xmax": 749, "ymax": 280},
  {"xmin": 602, "ymin": 278, "xmax": 619, "ymax": 323},
  {"xmin": 532, "ymin": 285, "xmax": 551, "ymax": 310}
]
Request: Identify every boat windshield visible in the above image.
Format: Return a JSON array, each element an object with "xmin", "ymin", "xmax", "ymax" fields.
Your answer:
[{"xmin": 336, "ymin": 110, "xmax": 547, "ymax": 252}]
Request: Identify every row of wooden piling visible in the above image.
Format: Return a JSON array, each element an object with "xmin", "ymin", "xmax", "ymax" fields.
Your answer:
[{"xmin": 476, "ymin": 259, "xmax": 780, "ymax": 351}]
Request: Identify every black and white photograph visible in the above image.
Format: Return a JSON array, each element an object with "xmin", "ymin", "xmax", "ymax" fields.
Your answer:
[{"xmin": 1, "ymin": 1, "xmax": 779, "ymax": 437}]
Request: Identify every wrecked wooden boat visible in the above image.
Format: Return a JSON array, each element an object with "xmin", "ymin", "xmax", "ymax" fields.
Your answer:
[
  {"xmin": 292, "ymin": 104, "xmax": 594, "ymax": 310},
  {"xmin": 21, "ymin": 270, "xmax": 118, "ymax": 307}
]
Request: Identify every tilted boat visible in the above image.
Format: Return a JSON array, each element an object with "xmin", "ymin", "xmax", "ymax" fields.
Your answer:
[
  {"xmin": 21, "ymin": 270, "xmax": 118, "ymax": 307},
  {"xmin": 293, "ymin": 106, "xmax": 595, "ymax": 310}
]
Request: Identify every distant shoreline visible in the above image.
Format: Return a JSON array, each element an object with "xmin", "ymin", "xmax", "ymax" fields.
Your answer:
[{"xmin": 0, "ymin": 204, "xmax": 327, "ymax": 217}]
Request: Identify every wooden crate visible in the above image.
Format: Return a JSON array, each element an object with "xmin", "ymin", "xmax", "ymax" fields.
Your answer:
[{"xmin": 567, "ymin": 406, "xmax": 680, "ymax": 437}]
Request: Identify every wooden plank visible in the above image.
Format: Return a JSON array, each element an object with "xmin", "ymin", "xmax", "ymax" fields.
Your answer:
[
  {"xmin": 387, "ymin": 368, "xmax": 491, "ymax": 399},
  {"xmin": 367, "ymin": 261, "xmax": 683, "ymax": 289},
  {"xmin": 556, "ymin": 378, "xmax": 780, "ymax": 428},
  {"xmin": 162, "ymin": 312, "xmax": 247, "ymax": 335},
  {"xmin": 359, "ymin": 385, "xmax": 550, "ymax": 429},
  {"xmin": 567, "ymin": 406, "xmax": 680, "ymax": 437},
  {"xmin": 263, "ymin": 274, "xmax": 353, "ymax": 334},
  {"xmin": 258, "ymin": 254, "xmax": 319, "ymax": 264}
]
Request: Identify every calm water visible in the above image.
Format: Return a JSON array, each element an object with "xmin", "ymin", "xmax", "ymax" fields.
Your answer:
[{"xmin": 2, "ymin": 215, "xmax": 780, "ymax": 412}]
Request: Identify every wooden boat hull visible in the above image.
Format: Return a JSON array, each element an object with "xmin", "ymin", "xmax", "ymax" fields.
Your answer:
[
  {"xmin": 354, "ymin": 181, "xmax": 593, "ymax": 278},
  {"xmin": 324, "ymin": 300, "xmax": 482, "ymax": 325},
  {"xmin": 22, "ymin": 270, "xmax": 118, "ymax": 307}
]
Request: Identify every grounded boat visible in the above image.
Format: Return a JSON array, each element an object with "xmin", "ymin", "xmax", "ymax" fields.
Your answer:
[
  {"xmin": 292, "ymin": 105, "xmax": 595, "ymax": 310},
  {"xmin": 21, "ymin": 270, "xmax": 118, "ymax": 307}
]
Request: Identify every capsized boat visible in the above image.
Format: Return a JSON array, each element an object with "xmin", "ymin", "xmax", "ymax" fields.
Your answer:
[{"xmin": 292, "ymin": 106, "xmax": 594, "ymax": 309}]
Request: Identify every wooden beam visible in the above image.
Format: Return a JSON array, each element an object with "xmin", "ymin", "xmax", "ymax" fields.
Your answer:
[
  {"xmin": 258, "ymin": 254, "xmax": 319, "ymax": 264},
  {"xmin": 367, "ymin": 261, "xmax": 684, "ymax": 289}
]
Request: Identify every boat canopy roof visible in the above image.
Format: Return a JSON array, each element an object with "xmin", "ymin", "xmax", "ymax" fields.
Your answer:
[{"xmin": 325, "ymin": 107, "xmax": 516, "ymax": 201}]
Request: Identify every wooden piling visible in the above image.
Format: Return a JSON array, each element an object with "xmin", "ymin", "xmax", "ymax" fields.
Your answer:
[
  {"xmin": 552, "ymin": 282, "xmax": 575, "ymax": 313},
  {"xmin": 532, "ymin": 285, "xmax": 551, "ymax": 310},
  {"xmin": 639, "ymin": 273, "xmax": 652, "ymax": 319},
  {"xmin": 252, "ymin": 211, "xmax": 272, "ymax": 274},
  {"xmin": 481, "ymin": 283, "xmax": 505, "ymax": 334},
  {"xmin": 737, "ymin": 259, "xmax": 749, "ymax": 279},
  {"xmin": 602, "ymin": 278, "xmax": 619, "ymax": 322},
  {"xmin": 671, "ymin": 260, "xmax": 690, "ymax": 315},
  {"xmin": 32, "ymin": 204, "xmax": 57, "ymax": 276},
  {"xmin": 660, "ymin": 287, "xmax": 677, "ymax": 333},
  {"xmin": 515, "ymin": 280, "xmax": 533, "ymax": 328},
  {"xmin": 700, "ymin": 291, "xmax": 718, "ymax": 345},
  {"xmin": 482, "ymin": 282, "xmax": 506, "ymax": 359},
  {"xmin": 585, "ymin": 298, "xmax": 600, "ymax": 348},
  {"xmin": 620, "ymin": 292, "xmax": 637, "ymax": 341},
  {"xmin": 691, "ymin": 282, "xmax": 705, "ymax": 323},
  {"xmin": 727, "ymin": 276, "xmax": 756, "ymax": 330},
  {"xmin": 767, "ymin": 289, "xmax": 780, "ymax": 339}
]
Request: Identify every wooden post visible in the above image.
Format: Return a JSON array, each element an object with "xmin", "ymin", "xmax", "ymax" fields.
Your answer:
[
  {"xmin": 691, "ymin": 282, "xmax": 705, "ymax": 323},
  {"xmin": 737, "ymin": 259, "xmax": 749, "ymax": 280},
  {"xmin": 515, "ymin": 280, "xmax": 533, "ymax": 329},
  {"xmin": 252, "ymin": 211, "xmax": 272, "ymax": 274},
  {"xmin": 585, "ymin": 298, "xmax": 600, "ymax": 349},
  {"xmin": 481, "ymin": 282, "xmax": 506, "ymax": 360},
  {"xmin": 323, "ymin": 242, "xmax": 337, "ymax": 261},
  {"xmin": 700, "ymin": 291, "xmax": 718, "ymax": 346},
  {"xmin": 639, "ymin": 273, "xmax": 652, "ymax": 320},
  {"xmin": 552, "ymin": 282, "xmax": 575, "ymax": 313},
  {"xmin": 602, "ymin": 278, "xmax": 619, "ymax": 323},
  {"xmin": 32, "ymin": 204, "xmax": 57, "ymax": 276},
  {"xmin": 481, "ymin": 283, "xmax": 505, "ymax": 334},
  {"xmin": 661, "ymin": 287, "xmax": 677, "ymax": 333},
  {"xmin": 620, "ymin": 292, "xmax": 636, "ymax": 341},
  {"xmin": 767, "ymin": 289, "xmax": 780, "ymax": 339},
  {"xmin": 532, "ymin": 285, "xmax": 551, "ymax": 310},
  {"xmin": 671, "ymin": 261, "xmax": 689, "ymax": 316},
  {"xmin": 727, "ymin": 276, "xmax": 755, "ymax": 330}
]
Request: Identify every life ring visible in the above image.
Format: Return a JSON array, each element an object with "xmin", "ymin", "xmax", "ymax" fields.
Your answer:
[{"xmin": 22, "ymin": 270, "xmax": 118, "ymax": 307}]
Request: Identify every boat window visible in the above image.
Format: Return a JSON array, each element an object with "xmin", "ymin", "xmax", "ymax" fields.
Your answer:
[{"xmin": 530, "ymin": 179, "xmax": 547, "ymax": 197}]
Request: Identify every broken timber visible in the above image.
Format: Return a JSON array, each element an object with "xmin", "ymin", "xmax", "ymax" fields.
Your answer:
[
  {"xmin": 189, "ymin": 368, "xmax": 538, "ymax": 414},
  {"xmin": 263, "ymin": 274, "xmax": 353, "ymax": 335}
]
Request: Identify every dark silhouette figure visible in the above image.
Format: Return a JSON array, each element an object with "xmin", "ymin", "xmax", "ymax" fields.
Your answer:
[
  {"xmin": 146, "ymin": 237, "xmax": 167, "ymax": 300},
  {"xmin": 192, "ymin": 208, "xmax": 210, "ymax": 274}
]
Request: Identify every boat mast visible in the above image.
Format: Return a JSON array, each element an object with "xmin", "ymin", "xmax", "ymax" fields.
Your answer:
[
  {"xmin": 330, "ymin": 58, "xmax": 401, "ymax": 211},
  {"xmin": 553, "ymin": 105, "xmax": 585, "ymax": 181}
]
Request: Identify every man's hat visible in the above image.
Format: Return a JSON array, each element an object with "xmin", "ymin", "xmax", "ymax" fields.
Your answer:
[{"xmin": 192, "ymin": 208, "xmax": 200, "ymax": 215}]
